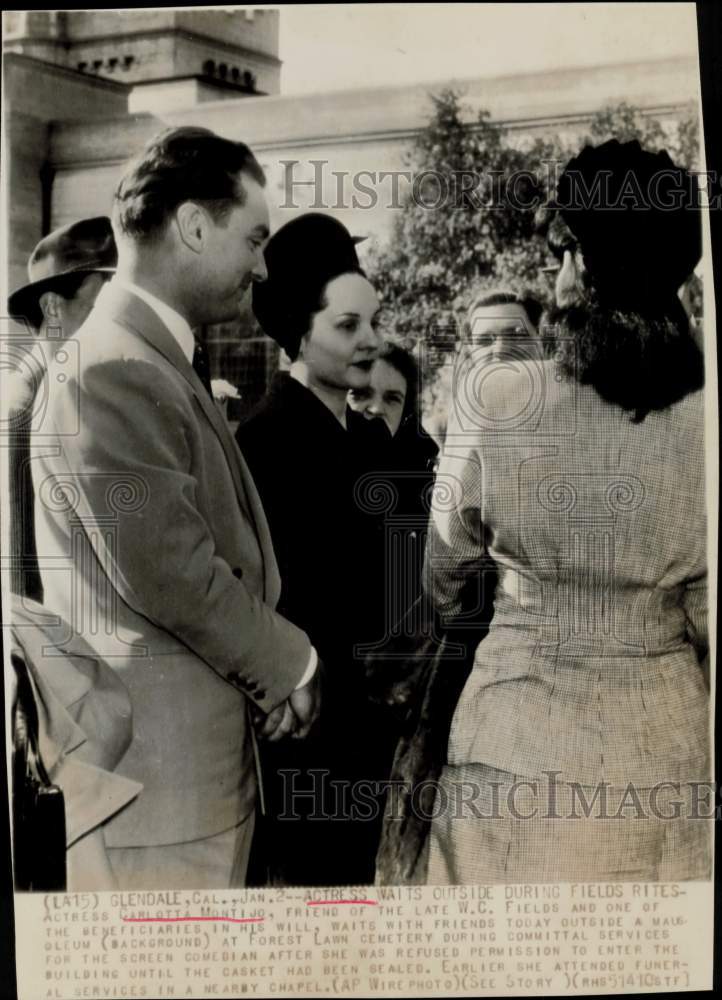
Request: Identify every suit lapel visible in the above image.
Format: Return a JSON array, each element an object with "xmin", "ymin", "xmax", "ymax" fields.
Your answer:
[{"xmin": 95, "ymin": 285, "xmax": 277, "ymax": 598}]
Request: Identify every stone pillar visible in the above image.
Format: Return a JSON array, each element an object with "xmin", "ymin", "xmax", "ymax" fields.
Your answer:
[{"xmin": 2, "ymin": 53, "xmax": 127, "ymax": 311}]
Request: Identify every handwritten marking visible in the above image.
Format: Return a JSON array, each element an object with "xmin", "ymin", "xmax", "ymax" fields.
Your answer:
[
  {"xmin": 306, "ymin": 900, "xmax": 378, "ymax": 906},
  {"xmin": 122, "ymin": 916, "xmax": 264, "ymax": 924}
]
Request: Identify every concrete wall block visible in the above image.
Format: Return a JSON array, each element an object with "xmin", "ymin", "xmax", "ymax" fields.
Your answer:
[
  {"xmin": 174, "ymin": 36, "xmax": 280, "ymax": 93},
  {"xmin": 70, "ymin": 35, "xmax": 177, "ymax": 83},
  {"xmin": 65, "ymin": 10, "xmax": 175, "ymax": 40},
  {"xmin": 50, "ymin": 165, "xmax": 127, "ymax": 230},
  {"xmin": 4, "ymin": 54, "xmax": 127, "ymax": 119},
  {"xmin": 50, "ymin": 116, "xmax": 160, "ymax": 169},
  {"xmin": 175, "ymin": 9, "xmax": 279, "ymax": 58}
]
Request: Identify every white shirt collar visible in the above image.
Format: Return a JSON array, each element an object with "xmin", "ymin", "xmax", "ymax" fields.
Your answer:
[{"xmin": 106, "ymin": 278, "xmax": 196, "ymax": 363}]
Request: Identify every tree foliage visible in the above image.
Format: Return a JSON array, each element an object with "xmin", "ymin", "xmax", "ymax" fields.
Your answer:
[
  {"xmin": 364, "ymin": 91, "xmax": 701, "ymax": 438},
  {"xmin": 367, "ymin": 89, "xmax": 564, "ymax": 347},
  {"xmin": 583, "ymin": 100, "xmax": 699, "ymax": 169}
]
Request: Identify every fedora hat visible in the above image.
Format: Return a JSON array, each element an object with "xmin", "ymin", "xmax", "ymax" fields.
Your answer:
[{"xmin": 8, "ymin": 216, "xmax": 117, "ymax": 329}]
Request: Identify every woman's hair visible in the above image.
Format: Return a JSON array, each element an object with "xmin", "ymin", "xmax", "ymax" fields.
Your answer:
[
  {"xmin": 548, "ymin": 286, "xmax": 704, "ymax": 423},
  {"xmin": 538, "ymin": 139, "xmax": 703, "ymax": 421},
  {"xmin": 287, "ymin": 267, "xmax": 365, "ymax": 360},
  {"xmin": 376, "ymin": 342, "xmax": 421, "ymax": 422},
  {"xmin": 538, "ymin": 203, "xmax": 704, "ymax": 421},
  {"xmin": 466, "ymin": 287, "xmax": 543, "ymax": 332},
  {"xmin": 253, "ymin": 213, "xmax": 365, "ymax": 360}
]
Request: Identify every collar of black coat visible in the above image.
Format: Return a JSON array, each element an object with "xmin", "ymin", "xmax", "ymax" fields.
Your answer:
[
  {"xmin": 393, "ymin": 416, "xmax": 440, "ymax": 470},
  {"xmin": 264, "ymin": 371, "xmax": 391, "ymax": 446}
]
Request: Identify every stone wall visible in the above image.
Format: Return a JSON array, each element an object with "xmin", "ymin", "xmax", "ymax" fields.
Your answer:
[
  {"xmin": 3, "ymin": 9, "xmax": 281, "ymax": 87},
  {"xmin": 43, "ymin": 56, "xmax": 699, "ymax": 252},
  {"xmin": 174, "ymin": 8, "xmax": 279, "ymax": 59},
  {"xmin": 5, "ymin": 50, "xmax": 700, "ymax": 408},
  {"xmin": 173, "ymin": 34, "xmax": 279, "ymax": 93},
  {"xmin": 3, "ymin": 53, "xmax": 127, "ymax": 303},
  {"xmin": 64, "ymin": 9, "xmax": 280, "ymax": 61}
]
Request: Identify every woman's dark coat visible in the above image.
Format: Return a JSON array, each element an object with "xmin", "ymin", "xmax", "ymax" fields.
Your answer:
[{"xmin": 236, "ymin": 372, "xmax": 397, "ymax": 885}]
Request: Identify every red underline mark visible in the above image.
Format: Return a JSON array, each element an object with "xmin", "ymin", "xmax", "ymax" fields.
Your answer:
[
  {"xmin": 306, "ymin": 900, "xmax": 378, "ymax": 906},
  {"xmin": 122, "ymin": 916, "xmax": 264, "ymax": 924}
]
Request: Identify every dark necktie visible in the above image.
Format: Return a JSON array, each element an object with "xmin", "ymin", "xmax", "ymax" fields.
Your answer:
[{"xmin": 192, "ymin": 340, "xmax": 213, "ymax": 399}]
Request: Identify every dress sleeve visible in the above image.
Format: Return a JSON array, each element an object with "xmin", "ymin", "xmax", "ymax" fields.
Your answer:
[{"xmin": 423, "ymin": 439, "xmax": 484, "ymax": 620}]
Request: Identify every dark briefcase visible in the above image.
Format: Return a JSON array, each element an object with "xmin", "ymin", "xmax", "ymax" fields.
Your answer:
[{"xmin": 11, "ymin": 651, "xmax": 67, "ymax": 892}]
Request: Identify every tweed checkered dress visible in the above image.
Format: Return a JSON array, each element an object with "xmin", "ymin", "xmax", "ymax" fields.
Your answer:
[{"xmin": 424, "ymin": 356, "xmax": 711, "ymax": 884}]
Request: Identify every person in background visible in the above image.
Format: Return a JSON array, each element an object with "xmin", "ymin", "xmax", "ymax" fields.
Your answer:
[
  {"xmin": 464, "ymin": 288, "xmax": 543, "ymax": 362},
  {"xmin": 348, "ymin": 342, "xmax": 439, "ymax": 614},
  {"xmin": 5, "ymin": 217, "xmax": 117, "ymax": 601},
  {"xmin": 347, "ymin": 341, "xmax": 421, "ymax": 435},
  {"xmin": 351, "ymin": 343, "xmax": 494, "ymax": 885},
  {"xmin": 237, "ymin": 212, "xmax": 398, "ymax": 886},
  {"xmin": 424, "ymin": 138, "xmax": 709, "ymax": 884},
  {"xmin": 6, "ymin": 219, "xmax": 134, "ymax": 893}
]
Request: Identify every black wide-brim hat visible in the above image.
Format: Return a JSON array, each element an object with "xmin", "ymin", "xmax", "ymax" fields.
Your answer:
[
  {"xmin": 8, "ymin": 216, "xmax": 117, "ymax": 329},
  {"xmin": 552, "ymin": 139, "xmax": 701, "ymax": 311},
  {"xmin": 253, "ymin": 213, "xmax": 366, "ymax": 359}
]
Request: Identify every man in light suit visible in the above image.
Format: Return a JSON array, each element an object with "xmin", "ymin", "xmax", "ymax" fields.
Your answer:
[
  {"xmin": 31, "ymin": 126, "xmax": 321, "ymax": 889},
  {"xmin": 10, "ymin": 594, "xmax": 142, "ymax": 891}
]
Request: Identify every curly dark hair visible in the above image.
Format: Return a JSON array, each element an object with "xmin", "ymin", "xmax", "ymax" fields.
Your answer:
[
  {"xmin": 547, "ymin": 289, "xmax": 703, "ymax": 423},
  {"xmin": 539, "ymin": 139, "xmax": 703, "ymax": 421},
  {"xmin": 377, "ymin": 342, "xmax": 421, "ymax": 423}
]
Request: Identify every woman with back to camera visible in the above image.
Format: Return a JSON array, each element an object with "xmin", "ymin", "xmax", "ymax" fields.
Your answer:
[
  {"xmin": 424, "ymin": 139, "xmax": 710, "ymax": 884},
  {"xmin": 236, "ymin": 213, "xmax": 399, "ymax": 886}
]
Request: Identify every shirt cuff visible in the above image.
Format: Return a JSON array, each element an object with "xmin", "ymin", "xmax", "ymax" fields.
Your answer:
[{"xmin": 295, "ymin": 647, "xmax": 318, "ymax": 690}]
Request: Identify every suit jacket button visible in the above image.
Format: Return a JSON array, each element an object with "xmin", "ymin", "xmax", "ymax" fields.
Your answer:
[
  {"xmin": 256, "ymin": 689, "xmax": 266, "ymax": 700},
  {"xmin": 227, "ymin": 671, "xmax": 243, "ymax": 686},
  {"xmin": 232, "ymin": 567, "xmax": 243, "ymax": 579}
]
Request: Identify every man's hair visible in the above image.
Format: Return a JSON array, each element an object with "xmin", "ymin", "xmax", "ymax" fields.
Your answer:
[
  {"xmin": 113, "ymin": 126, "xmax": 265, "ymax": 240},
  {"xmin": 465, "ymin": 288, "xmax": 544, "ymax": 335},
  {"xmin": 467, "ymin": 288, "xmax": 543, "ymax": 331}
]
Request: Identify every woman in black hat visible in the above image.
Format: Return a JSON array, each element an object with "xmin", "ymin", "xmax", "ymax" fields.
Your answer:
[
  {"xmin": 422, "ymin": 139, "xmax": 710, "ymax": 884},
  {"xmin": 236, "ymin": 213, "xmax": 399, "ymax": 886}
]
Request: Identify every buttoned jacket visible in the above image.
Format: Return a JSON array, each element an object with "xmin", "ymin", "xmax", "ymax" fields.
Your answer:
[{"xmin": 32, "ymin": 285, "xmax": 311, "ymax": 846}]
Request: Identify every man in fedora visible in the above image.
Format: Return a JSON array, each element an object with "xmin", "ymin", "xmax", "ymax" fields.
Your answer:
[
  {"xmin": 30, "ymin": 126, "xmax": 321, "ymax": 889},
  {"xmin": 8, "ymin": 215, "xmax": 117, "ymax": 337},
  {"xmin": 6, "ymin": 216, "xmax": 117, "ymax": 600}
]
